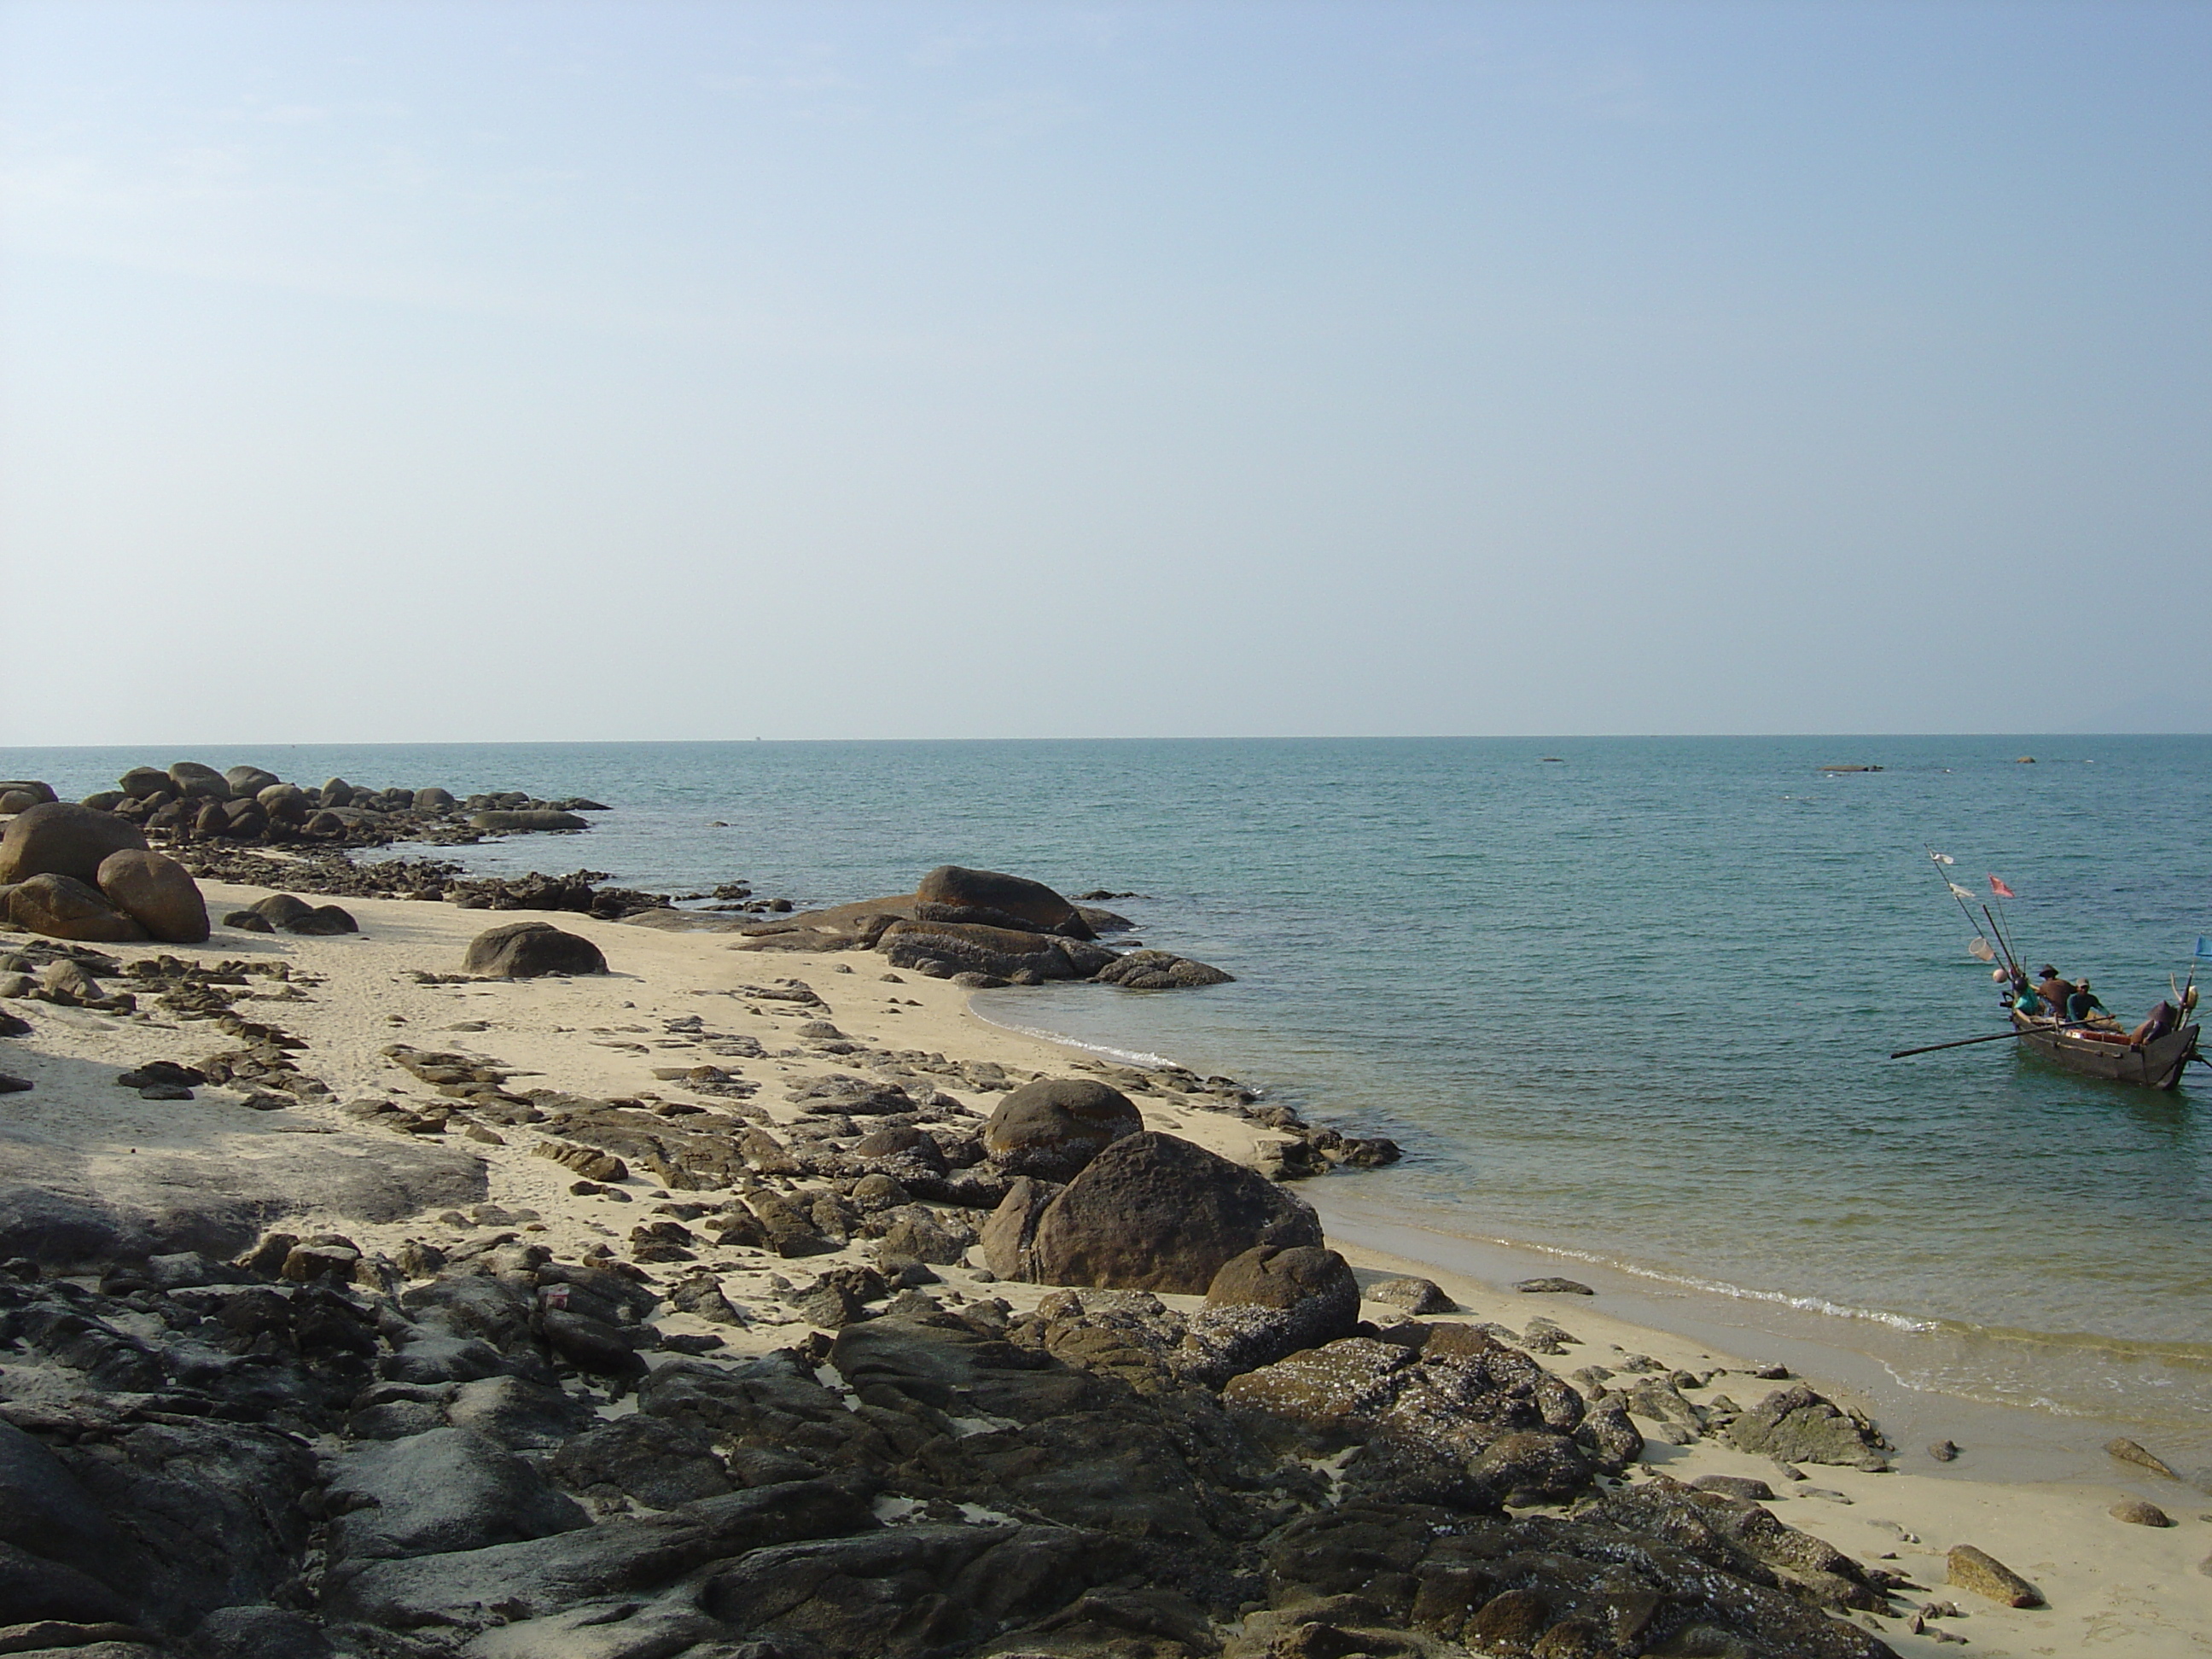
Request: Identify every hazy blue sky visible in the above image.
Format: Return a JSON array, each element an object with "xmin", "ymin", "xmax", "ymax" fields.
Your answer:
[{"xmin": 3, "ymin": 1, "xmax": 2206, "ymax": 742}]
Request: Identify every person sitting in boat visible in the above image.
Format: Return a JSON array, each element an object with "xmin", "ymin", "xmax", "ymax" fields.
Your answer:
[
  {"xmin": 2005, "ymin": 973, "xmax": 2051, "ymax": 1018},
  {"xmin": 2033, "ymin": 966, "xmax": 2077, "ymax": 1016},
  {"xmin": 2065, "ymin": 979, "xmax": 2111, "ymax": 1024}
]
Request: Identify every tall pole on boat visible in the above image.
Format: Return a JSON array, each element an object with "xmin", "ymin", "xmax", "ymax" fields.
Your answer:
[{"xmin": 1928, "ymin": 849, "xmax": 2008, "ymax": 971}]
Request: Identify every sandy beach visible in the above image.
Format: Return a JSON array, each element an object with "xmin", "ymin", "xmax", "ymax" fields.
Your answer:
[{"xmin": 3, "ymin": 875, "xmax": 2205, "ymax": 1657}]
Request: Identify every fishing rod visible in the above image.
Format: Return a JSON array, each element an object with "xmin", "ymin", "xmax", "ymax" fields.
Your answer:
[{"xmin": 1890, "ymin": 1021, "xmax": 2099, "ymax": 1060}]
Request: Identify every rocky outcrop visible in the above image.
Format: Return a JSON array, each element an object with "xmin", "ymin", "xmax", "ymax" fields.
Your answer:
[
  {"xmin": 1025, "ymin": 1132, "xmax": 1324, "ymax": 1294},
  {"xmin": 879, "ymin": 918, "xmax": 1119, "ymax": 982},
  {"xmin": 915, "ymin": 864, "xmax": 1095, "ymax": 938},
  {"xmin": 1726, "ymin": 1383, "xmax": 1894, "ymax": 1470},
  {"xmin": 1093, "ymin": 949, "xmax": 1237, "ymax": 988},
  {"xmin": 0, "ymin": 801, "xmax": 149, "ymax": 886},
  {"xmin": 463, "ymin": 920, "xmax": 608, "ymax": 978},
  {"xmin": 982, "ymin": 1077, "xmax": 1143, "ymax": 1179}
]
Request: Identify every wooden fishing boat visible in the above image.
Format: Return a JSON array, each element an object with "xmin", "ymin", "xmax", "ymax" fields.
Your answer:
[{"xmin": 2009, "ymin": 1012, "xmax": 2201, "ymax": 1090}]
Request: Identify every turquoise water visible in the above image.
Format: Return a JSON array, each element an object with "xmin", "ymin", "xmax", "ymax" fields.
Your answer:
[{"xmin": 8, "ymin": 736, "xmax": 2210, "ymax": 1458}]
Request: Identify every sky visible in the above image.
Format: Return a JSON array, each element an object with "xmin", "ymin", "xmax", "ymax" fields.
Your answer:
[{"xmin": 2, "ymin": 0, "xmax": 2207, "ymax": 742}]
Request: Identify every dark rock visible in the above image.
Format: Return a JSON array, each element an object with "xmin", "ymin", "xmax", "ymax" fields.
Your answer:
[
  {"xmin": 326, "ymin": 1427, "xmax": 590, "ymax": 1561},
  {"xmin": 248, "ymin": 895, "xmax": 313, "ymax": 929},
  {"xmin": 220, "ymin": 910, "xmax": 275, "ymax": 934},
  {"xmin": 1027, "ymin": 1132, "xmax": 1324, "ymax": 1294},
  {"xmin": 0, "ymin": 803, "xmax": 149, "ymax": 886},
  {"xmin": 168, "ymin": 762, "xmax": 233, "ymax": 800},
  {"xmin": 322, "ymin": 1479, "xmax": 878, "ymax": 1629},
  {"xmin": 916, "ymin": 864, "xmax": 1094, "ymax": 938},
  {"xmin": 538, "ymin": 1307, "xmax": 648, "ymax": 1380},
  {"xmin": 879, "ymin": 919, "xmax": 1119, "ymax": 983},
  {"xmin": 0, "ymin": 1419, "xmax": 130, "ymax": 1618},
  {"xmin": 1727, "ymin": 1385, "xmax": 1892, "ymax": 1470},
  {"xmin": 8, "ymin": 875, "xmax": 148, "ymax": 944},
  {"xmin": 1091, "ymin": 950, "xmax": 1237, "ymax": 988},
  {"xmin": 224, "ymin": 765, "xmax": 282, "ymax": 797},
  {"xmin": 186, "ymin": 1604, "xmax": 333, "ymax": 1659},
  {"xmin": 443, "ymin": 1375, "xmax": 594, "ymax": 1450},
  {"xmin": 2105, "ymin": 1435, "xmax": 2181, "ymax": 1479},
  {"xmin": 981, "ymin": 1176, "xmax": 1061, "ymax": 1281},
  {"xmin": 0, "ymin": 780, "xmax": 59, "ymax": 806},
  {"xmin": 982, "ymin": 1077, "xmax": 1144, "ymax": 1180},
  {"xmin": 550, "ymin": 1415, "xmax": 734, "ymax": 1510},
  {"xmin": 285, "ymin": 904, "xmax": 357, "ymax": 936},
  {"xmin": 1927, "ymin": 1438, "xmax": 1959, "ymax": 1463},
  {"xmin": 1694, "ymin": 1474, "xmax": 1778, "ymax": 1502},
  {"xmin": 1512, "ymin": 1278, "xmax": 1594, "ymax": 1295},
  {"xmin": 463, "ymin": 921, "xmax": 608, "ymax": 978}
]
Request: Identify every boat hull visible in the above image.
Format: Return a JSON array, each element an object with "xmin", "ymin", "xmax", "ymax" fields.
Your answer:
[{"xmin": 2011, "ymin": 1017, "xmax": 2201, "ymax": 1090}]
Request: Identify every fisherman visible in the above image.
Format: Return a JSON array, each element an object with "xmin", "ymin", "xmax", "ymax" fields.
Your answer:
[
  {"xmin": 2066, "ymin": 979, "xmax": 2111, "ymax": 1023},
  {"xmin": 2034, "ymin": 965, "xmax": 2078, "ymax": 1016},
  {"xmin": 2005, "ymin": 970, "xmax": 2048, "ymax": 1018}
]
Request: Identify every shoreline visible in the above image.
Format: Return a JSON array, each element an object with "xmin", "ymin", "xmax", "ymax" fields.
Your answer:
[
  {"xmin": 4, "ymin": 881, "xmax": 2210, "ymax": 1654},
  {"xmin": 968, "ymin": 992, "xmax": 2212, "ymax": 1488}
]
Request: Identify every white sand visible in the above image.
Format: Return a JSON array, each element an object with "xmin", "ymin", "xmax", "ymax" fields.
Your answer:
[{"xmin": 5, "ymin": 881, "xmax": 2208, "ymax": 1656}]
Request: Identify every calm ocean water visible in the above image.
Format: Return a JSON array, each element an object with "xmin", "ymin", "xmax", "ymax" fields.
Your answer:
[{"xmin": 8, "ymin": 736, "xmax": 2210, "ymax": 1464}]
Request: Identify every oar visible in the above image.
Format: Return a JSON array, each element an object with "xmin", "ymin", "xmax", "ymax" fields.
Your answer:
[{"xmin": 1889, "ymin": 1022, "xmax": 2096, "ymax": 1059}]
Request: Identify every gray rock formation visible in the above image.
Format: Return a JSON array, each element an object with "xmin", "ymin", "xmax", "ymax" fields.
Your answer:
[
  {"xmin": 463, "ymin": 920, "xmax": 608, "ymax": 978},
  {"xmin": 981, "ymin": 1077, "xmax": 1143, "ymax": 1180}
]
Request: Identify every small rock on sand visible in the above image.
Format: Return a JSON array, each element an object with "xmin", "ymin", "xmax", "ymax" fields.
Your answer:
[
  {"xmin": 1367, "ymin": 1275, "xmax": 1454, "ymax": 1315},
  {"xmin": 2110, "ymin": 1498, "xmax": 2174, "ymax": 1527},
  {"xmin": 1947, "ymin": 1544, "xmax": 2043, "ymax": 1607},
  {"xmin": 1928, "ymin": 1439, "xmax": 1959, "ymax": 1462},
  {"xmin": 1513, "ymin": 1277, "xmax": 1593, "ymax": 1295}
]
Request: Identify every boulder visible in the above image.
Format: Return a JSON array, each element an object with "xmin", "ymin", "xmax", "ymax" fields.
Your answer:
[
  {"xmin": 0, "ymin": 802, "xmax": 149, "ymax": 886},
  {"xmin": 1947, "ymin": 1544, "xmax": 2042, "ymax": 1607},
  {"xmin": 0, "ymin": 790, "xmax": 40, "ymax": 817},
  {"xmin": 464, "ymin": 921, "xmax": 608, "ymax": 978},
  {"xmin": 1027, "ymin": 1132, "xmax": 1324, "ymax": 1294},
  {"xmin": 877, "ymin": 919, "xmax": 1118, "ymax": 982},
  {"xmin": 915, "ymin": 865, "xmax": 1094, "ymax": 938},
  {"xmin": 224, "ymin": 765, "xmax": 282, "ymax": 796},
  {"xmin": 0, "ymin": 781, "xmax": 58, "ymax": 807},
  {"xmin": 1369, "ymin": 1276, "xmax": 1454, "ymax": 1315},
  {"xmin": 1726, "ymin": 1384, "xmax": 1892, "ymax": 1470},
  {"xmin": 94, "ymin": 850, "xmax": 209, "ymax": 945},
  {"xmin": 1173, "ymin": 1245, "xmax": 1363, "ymax": 1385},
  {"xmin": 117, "ymin": 768, "xmax": 171, "ymax": 800},
  {"xmin": 167, "ymin": 762, "xmax": 232, "ymax": 800},
  {"xmin": 1091, "ymin": 950, "xmax": 1236, "ymax": 988},
  {"xmin": 549, "ymin": 1417, "xmax": 733, "ymax": 1510},
  {"xmin": 8, "ymin": 874, "xmax": 148, "ymax": 944},
  {"xmin": 413, "ymin": 786, "xmax": 457, "ymax": 812},
  {"xmin": 982, "ymin": 1078, "xmax": 1144, "ymax": 1180},
  {"xmin": 326, "ymin": 1428, "xmax": 590, "ymax": 1562}
]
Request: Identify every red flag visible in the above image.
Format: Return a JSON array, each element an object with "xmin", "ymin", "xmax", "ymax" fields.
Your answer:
[{"xmin": 1988, "ymin": 875, "xmax": 2017, "ymax": 899}]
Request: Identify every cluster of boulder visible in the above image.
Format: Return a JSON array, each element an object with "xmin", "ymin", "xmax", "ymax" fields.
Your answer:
[
  {"xmin": 0, "ymin": 765, "xmax": 607, "ymax": 854},
  {"xmin": 724, "ymin": 865, "xmax": 1234, "ymax": 991},
  {"xmin": 0, "ymin": 801, "xmax": 209, "ymax": 945},
  {"xmin": 0, "ymin": 1057, "xmax": 1917, "ymax": 1659}
]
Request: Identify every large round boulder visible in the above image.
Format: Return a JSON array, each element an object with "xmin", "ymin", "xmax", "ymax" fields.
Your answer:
[
  {"xmin": 915, "ymin": 865, "xmax": 1093, "ymax": 940},
  {"xmin": 167, "ymin": 760, "xmax": 232, "ymax": 800},
  {"xmin": 0, "ymin": 780, "xmax": 58, "ymax": 807},
  {"xmin": 1027, "ymin": 1131, "xmax": 1324, "ymax": 1295},
  {"xmin": 96, "ymin": 850, "xmax": 210, "ymax": 944},
  {"xmin": 9, "ymin": 873, "xmax": 149, "ymax": 942},
  {"xmin": 224, "ymin": 765, "xmax": 282, "ymax": 796},
  {"xmin": 982, "ymin": 1078, "xmax": 1143, "ymax": 1179},
  {"xmin": 117, "ymin": 766, "xmax": 172, "ymax": 800},
  {"xmin": 0, "ymin": 801, "xmax": 149, "ymax": 885},
  {"xmin": 463, "ymin": 920, "xmax": 608, "ymax": 978}
]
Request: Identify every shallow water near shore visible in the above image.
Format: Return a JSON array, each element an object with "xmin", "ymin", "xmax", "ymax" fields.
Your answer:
[{"xmin": 9, "ymin": 734, "xmax": 2211, "ymax": 1471}]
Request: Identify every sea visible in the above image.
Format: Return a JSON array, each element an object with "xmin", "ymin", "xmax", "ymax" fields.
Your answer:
[{"xmin": 7, "ymin": 736, "xmax": 2209, "ymax": 1481}]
